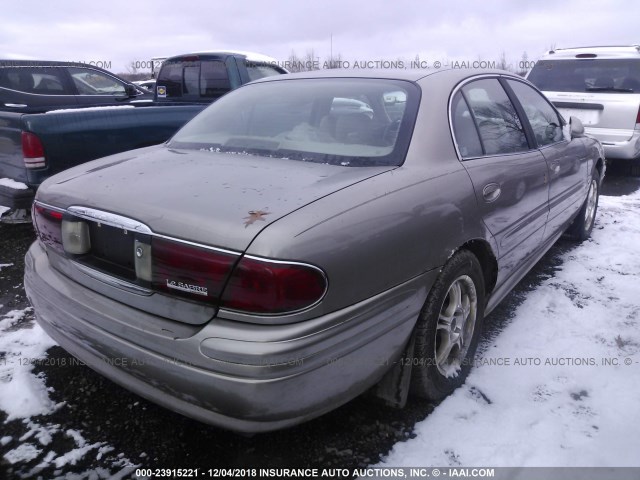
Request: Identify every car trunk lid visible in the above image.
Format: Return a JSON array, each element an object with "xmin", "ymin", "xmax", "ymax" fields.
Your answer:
[{"xmin": 38, "ymin": 146, "xmax": 393, "ymax": 248}]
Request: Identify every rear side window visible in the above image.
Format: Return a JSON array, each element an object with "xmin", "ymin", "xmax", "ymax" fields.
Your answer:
[
  {"xmin": 461, "ymin": 79, "xmax": 529, "ymax": 155},
  {"xmin": 157, "ymin": 59, "xmax": 231, "ymax": 99},
  {"xmin": 0, "ymin": 67, "xmax": 70, "ymax": 94},
  {"xmin": 451, "ymin": 91, "xmax": 483, "ymax": 158},
  {"xmin": 506, "ymin": 80, "xmax": 564, "ymax": 147},
  {"xmin": 528, "ymin": 59, "xmax": 640, "ymax": 93}
]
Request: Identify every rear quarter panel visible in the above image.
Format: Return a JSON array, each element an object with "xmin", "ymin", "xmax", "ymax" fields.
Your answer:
[{"xmin": 245, "ymin": 73, "xmax": 493, "ymax": 317}]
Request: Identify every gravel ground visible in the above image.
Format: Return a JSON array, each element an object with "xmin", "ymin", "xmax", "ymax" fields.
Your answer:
[{"xmin": 0, "ymin": 173, "xmax": 638, "ymax": 478}]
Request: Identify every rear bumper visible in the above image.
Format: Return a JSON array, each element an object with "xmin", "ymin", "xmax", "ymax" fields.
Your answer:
[
  {"xmin": 0, "ymin": 184, "xmax": 34, "ymax": 209},
  {"xmin": 586, "ymin": 127, "xmax": 640, "ymax": 160},
  {"xmin": 24, "ymin": 242, "xmax": 435, "ymax": 433}
]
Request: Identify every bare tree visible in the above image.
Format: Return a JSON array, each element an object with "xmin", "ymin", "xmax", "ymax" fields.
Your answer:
[
  {"xmin": 324, "ymin": 53, "xmax": 343, "ymax": 69},
  {"xmin": 304, "ymin": 49, "xmax": 320, "ymax": 71},
  {"xmin": 126, "ymin": 61, "xmax": 138, "ymax": 75},
  {"xmin": 287, "ymin": 50, "xmax": 304, "ymax": 73},
  {"xmin": 518, "ymin": 51, "xmax": 529, "ymax": 77},
  {"xmin": 497, "ymin": 51, "xmax": 511, "ymax": 71}
]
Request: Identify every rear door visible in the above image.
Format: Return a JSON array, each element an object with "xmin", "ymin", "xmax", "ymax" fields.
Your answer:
[
  {"xmin": 504, "ymin": 78, "xmax": 589, "ymax": 238},
  {"xmin": 452, "ymin": 78, "xmax": 549, "ymax": 283},
  {"xmin": 0, "ymin": 66, "xmax": 78, "ymax": 112}
]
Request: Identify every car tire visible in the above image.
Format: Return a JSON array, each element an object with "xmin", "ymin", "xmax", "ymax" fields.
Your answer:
[
  {"xmin": 410, "ymin": 250, "xmax": 485, "ymax": 401},
  {"xmin": 568, "ymin": 170, "xmax": 600, "ymax": 241}
]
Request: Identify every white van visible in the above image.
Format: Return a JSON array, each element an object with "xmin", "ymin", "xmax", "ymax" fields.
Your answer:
[{"xmin": 527, "ymin": 45, "xmax": 640, "ymax": 174}]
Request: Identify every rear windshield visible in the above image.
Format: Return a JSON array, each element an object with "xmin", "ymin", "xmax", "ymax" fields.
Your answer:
[
  {"xmin": 528, "ymin": 59, "xmax": 640, "ymax": 93},
  {"xmin": 156, "ymin": 59, "xmax": 231, "ymax": 100},
  {"xmin": 168, "ymin": 78, "xmax": 420, "ymax": 167}
]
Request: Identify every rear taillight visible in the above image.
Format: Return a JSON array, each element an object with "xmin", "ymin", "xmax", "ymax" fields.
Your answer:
[
  {"xmin": 22, "ymin": 132, "xmax": 46, "ymax": 169},
  {"xmin": 33, "ymin": 204, "xmax": 63, "ymax": 253},
  {"xmin": 151, "ymin": 237, "xmax": 237, "ymax": 304},
  {"xmin": 150, "ymin": 238, "xmax": 327, "ymax": 314},
  {"xmin": 636, "ymin": 106, "xmax": 640, "ymax": 126},
  {"xmin": 221, "ymin": 256, "xmax": 327, "ymax": 314}
]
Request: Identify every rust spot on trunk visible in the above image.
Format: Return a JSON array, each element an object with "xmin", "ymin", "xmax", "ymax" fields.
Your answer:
[{"xmin": 243, "ymin": 210, "xmax": 270, "ymax": 228}]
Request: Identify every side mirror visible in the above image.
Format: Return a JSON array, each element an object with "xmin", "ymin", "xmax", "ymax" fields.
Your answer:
[
  {"xmin": 125, "ymin": 84, "xmax": 138, "ymax": 97},
  {"xmin": 569, "ymin": 116, "xmax": 584, "ymax": 138}
]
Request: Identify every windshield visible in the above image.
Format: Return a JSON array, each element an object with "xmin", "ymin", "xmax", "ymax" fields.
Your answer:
[
  {"xmin": 168, "ymin": 78, "xmax": 420, "ymax": 167},
  {"xmin": 528, "ymin": 59, "xmax": 640, "ymax": 93}
]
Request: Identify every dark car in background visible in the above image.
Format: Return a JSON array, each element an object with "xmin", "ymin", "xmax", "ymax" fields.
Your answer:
[
  {"xmin": 25, "ymin": 69, "xmax": 604, "ymax": 433},
  {"xmin": 154, "ymin": 50, "xmax": 287, "ymax": 104},
  {"xmin": 0, "ymin": 52, "xmax": 287, "ymax": 216},
  {"xmin": 0, "ymin": 60, "xmax": 151, "ymax": 112}
]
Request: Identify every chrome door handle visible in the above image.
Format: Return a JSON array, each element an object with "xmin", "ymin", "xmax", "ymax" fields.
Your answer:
[{"xmin": 482, "ymin": 183, "xmax": 501, "ymax": 203}]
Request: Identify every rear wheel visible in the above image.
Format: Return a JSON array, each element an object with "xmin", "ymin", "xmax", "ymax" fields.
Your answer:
[
  {"xmin": 568, "ymin": 170, "xmax": 600, "ymax": 241},
  {"xmin": 410, "ymin": 250, "xmax": 485, "ymax": 401}
]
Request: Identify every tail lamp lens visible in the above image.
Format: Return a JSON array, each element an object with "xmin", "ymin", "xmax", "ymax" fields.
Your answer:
[
  {"xmin": 221, "ymin": 257, "xmax": 327, "ymax": 314},
  {"xmin": 149, "ymin": 238, "xmax": 327, "ymax": 314},
  {"xmin": 151, "ymin": 237, "xmax": 237, "ymax": 304},
  {"xmin": 33, "ymin": 205, "xmax": 63, "ymax": 253},
  {"xmin": 22, "ymin": 132, "xmax": 46, "ymax": 169}
]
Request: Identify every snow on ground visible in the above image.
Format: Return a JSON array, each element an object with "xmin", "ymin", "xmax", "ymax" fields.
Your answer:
[
  {"xmin": 0, "ymin": 179, "xmax": 28, "ymax": 190},
  {"xmin": 0, "ymin": 206, "xmax": 10, "ymax": 217},
  {"xmin": 0, "ymin": 307, "xmax": 137, "ymax": 477},
  {"xmin": 378, "ymin": 188, "xmax": 640, "ymax": 467},
  {"xmin": 0, "ymin": 307, "xmax": 58, "ymax": 420}
]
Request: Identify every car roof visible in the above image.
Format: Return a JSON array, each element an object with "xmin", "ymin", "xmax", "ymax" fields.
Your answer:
[
  {"xmin": 250, "ymin": 68, "xmax": 519, "ymax": 84},
  {"xmin": 538, "ymin": 45, "xmax": 640, "ymax": 60},
  {"xmin": 164, "ymin": 51, "xmax": 279, "ymax": 64}
]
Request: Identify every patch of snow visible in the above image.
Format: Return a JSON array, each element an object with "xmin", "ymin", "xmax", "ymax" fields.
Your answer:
[
  {"xmin": 3, "ymin": 443, "xmax": 41, "ymax": 464},
  {"xmin": 378, "ymin": 187, "xmax": 640, "ymax": 467},
  {"xmin": 19, "ymin": 421, "xmax": 60, "ymax": 446},
  {"xmin": 96, "ymin": 445, "xmax": 114, "ymax": 460},
  {"xmin": 0, "ymin": 262, "xmax": 14, "ymax": 270},
  {"xmin": 1, "ymin": 436, "xmax": 12, "ymax": 446},
  {"xmin": 0, "ymin": 206, "xmax": 10, "ymax": 216},
  {"xmin": 52, "ymin": 430, "xmax": 103, "ymax": 468},
  {"xmin": 45, "ymin": 105, "xmax": 136, "ymax": 114},
  {"xmin": 0, "ymin": 178, "xmax": 28, "ymax": 190},
  {"xmin": 0, "ymin": 307, "xmax": 31, "ymax": 330},
  {"xmin": 0, "ymin": 309, "xmax": 57, "ymax": 420}
]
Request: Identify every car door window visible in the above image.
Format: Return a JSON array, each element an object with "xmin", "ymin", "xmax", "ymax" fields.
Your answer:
[
  {"xmin": 68, "ymin": 67, "xmax": 125, "ymax": 95},
  {"xmin": 451, "ymin": 91, "xmax": 483, "ymax": 158},
  {"xmin": 0, "ymin": 67, "xmax": 70, "ymax": 94},
  {"xmin": 462, "ymin": 79, "xmax": 529, "ymax": 155},
  {"xmin": 507, "ymin": 79, "xmax": 564, "ymax": 147}
]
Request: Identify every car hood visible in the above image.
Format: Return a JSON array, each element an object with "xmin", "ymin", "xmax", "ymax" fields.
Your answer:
[{"xmin": 37, "ymin": 145, "xmax": 395, "ymax": 251}]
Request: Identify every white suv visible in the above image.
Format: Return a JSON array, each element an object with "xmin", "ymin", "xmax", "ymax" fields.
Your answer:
[{"xmin": 527, "ymin": 45, "xmax": 640, "ymax": 173}]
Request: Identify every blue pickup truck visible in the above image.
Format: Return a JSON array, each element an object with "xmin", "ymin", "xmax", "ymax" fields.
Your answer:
[{"xmin": 0, "ymin": 51, "xmax": 286, "ymax": 219}]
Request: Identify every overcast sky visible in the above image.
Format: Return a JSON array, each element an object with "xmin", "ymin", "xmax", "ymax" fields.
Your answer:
[{"xmin": 2, "ymin": 0, "xmax": 638, "ymax": 74}]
